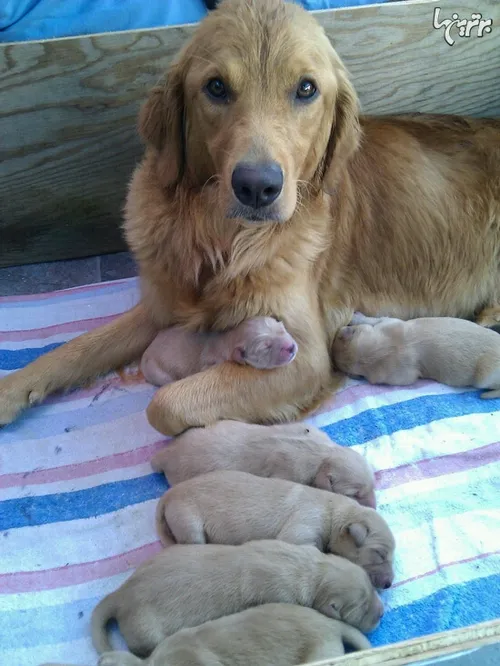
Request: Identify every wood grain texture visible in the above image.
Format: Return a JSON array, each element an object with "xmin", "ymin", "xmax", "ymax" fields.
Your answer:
[
  {"xmin": 307, "ymin": 617, "xmax": 500, "ymax": 665},
  {"xmin": 0, "ymin": 0, "xmax": 498, "ymax": 267}
]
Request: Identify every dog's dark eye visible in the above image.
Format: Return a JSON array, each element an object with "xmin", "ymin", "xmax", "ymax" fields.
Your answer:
[
  {"xmin": 205, "ymin": 78, "xmax": 228, "ymax": 101},
  {"xmin": 296, "ymin": 79, "xmax": 317, "ymax": 101}
]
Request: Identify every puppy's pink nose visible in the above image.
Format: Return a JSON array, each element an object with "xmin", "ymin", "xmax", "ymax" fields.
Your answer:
[{"xmin": 279, "ymin": 342, "xmax": 297, "ymax": 363}]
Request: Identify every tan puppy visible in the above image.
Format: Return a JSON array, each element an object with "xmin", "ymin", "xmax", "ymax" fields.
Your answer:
[
  {"xmin": 333, "ymin": 313, "xmax": 500, "ymax": 398},
  {"xmin": 91, "ymin": 540, "xmax": 383, "ymax": 656},
  {"xmin": 141, "ymin": 316, "xmax": 297, "ymax": 386},
  {"xmin": 41, "ymin": 605, "xmax": 370, "ymax": 666},
  {"xmin": 155, "ymin": 470, "xmax": 394, "ymax": 589},
  {"xmin": 151, "ymin": 420, "xmax": 376, "ymax": 507},
  {"xmin": 96, "ymin": 605, "xmax": 370, "ymax": 666}
]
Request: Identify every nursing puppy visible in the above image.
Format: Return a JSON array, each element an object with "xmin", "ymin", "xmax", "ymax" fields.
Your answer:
[
  {"xmin": 141, "ymin": 316, "xmax": 297, "ymax": 386},
  {"xmin": 151, "ymin": 420, "xmax": 376, "ymax": 507},
  {"xmin": 155, "ymin": 470, "xmax": 394, "ymax": 589},
  {"xmin": 43, "ymin": 605, "xmax": 371, "ymax": 666},
  {"xmin": 98, "ymin": 605, "xmax": 370, "ymax": 666},
  {"xmin": 333, "ymin": 313, "xmax": 500, "ymax": 398},
  {"xmin": 91, "ymin": 540, "xmax": 382, "ymax": 656}
]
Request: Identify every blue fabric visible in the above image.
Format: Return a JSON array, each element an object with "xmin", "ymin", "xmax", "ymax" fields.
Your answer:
[{"xmin": 0, "ymin": 0, "xmax": 387, "ymax": 43}]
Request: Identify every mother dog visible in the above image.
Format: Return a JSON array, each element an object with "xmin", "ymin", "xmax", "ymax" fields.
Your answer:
[{"xmin": 0, "ymin": 0, "xmax": 499, "ymax": 434}]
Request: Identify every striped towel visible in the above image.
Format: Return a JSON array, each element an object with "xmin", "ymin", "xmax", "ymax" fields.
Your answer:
[{"xmin": 0, "ymin": 278, "xmax": 499, "ymax": 666}]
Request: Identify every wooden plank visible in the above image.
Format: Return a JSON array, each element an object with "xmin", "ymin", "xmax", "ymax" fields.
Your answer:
[
  {"xmin": 0, "ymin": 0, "xmax": 498, "ymax": 267},
  {"xmin": 307, "ymin": 618, "xmax": 500, "ymax": 665}
]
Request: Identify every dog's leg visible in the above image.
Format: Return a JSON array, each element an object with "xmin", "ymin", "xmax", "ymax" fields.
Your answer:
[
  {"xmin": 0, "ymin": 304, "xmax": 158, "ymax": 425},
  {"xmin": 146, "ymin": 335, "xmax": 337, "ymax": 436}
]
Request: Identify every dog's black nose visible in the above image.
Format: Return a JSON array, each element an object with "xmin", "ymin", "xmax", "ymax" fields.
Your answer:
[{"xmin": 231, "ymin": 162, "xmax": 283, "ymax": 209}]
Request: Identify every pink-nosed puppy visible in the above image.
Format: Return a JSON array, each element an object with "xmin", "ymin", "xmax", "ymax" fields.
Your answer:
[
  {"xmin": 151, "ymin": 420, "xmax": 376, "ymax": 507},
  {"xmin": 140, "ymin": 316, "xmax": 297, "ymax": 386},
  {"xmin": 96, "ymin": 605, "xmax": 370, "ymax": 666},
  {"xmin": 42, "ymin": 605, "xmax": 371, "ymax": 666},
  {"xmin": 333, "ymin": 313, "xmax": 500, "ymax": 398},
  {"xmin": 91, "ymin": 540, "xmax": 383, "ymax": 657},
  {"xmin": 156, "ymin": 470, "xmax": 395, "ymax": 589}
]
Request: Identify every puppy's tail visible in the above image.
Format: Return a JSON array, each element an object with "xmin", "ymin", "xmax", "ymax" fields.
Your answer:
[
  {"xmin": 480, "ymin": 388, "xmax": 500, "ymax": 400},
  {"xmin": 91, "ymin": 591, "xmax": 118, "ymax": 654},
  {"xmin": 340, "ymin": 623, "xmax": 372, "ymax": 652},
  {"xmin": 155, "ymin": 493, "xmax": 176, "ymax": 546}
]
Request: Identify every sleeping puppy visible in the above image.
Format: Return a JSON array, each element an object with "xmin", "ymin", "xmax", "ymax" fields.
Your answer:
[
  {"xmin": 141, "ymin": 316, "xmax": 297, "ymax": 386},
  {"xmin": 42, "ymin": 605, "xmax": 371, "ymax": 666},
  {"xmin": 155, "ymin": 470, "xmax": 395, "ymax": 589},
  {"xmin": 91, "ymin": 540, "xmax": 383, "ymax": 656},
  {"xmin": 151, "ymin": 420, "xmax": 376, "ymax": 507},
  {"xmin": 333, "ymin": 313, "xmax": 500, "ymax": 398}
]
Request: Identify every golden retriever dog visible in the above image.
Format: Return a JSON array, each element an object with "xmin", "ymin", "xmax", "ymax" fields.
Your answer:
[
  {"xmin": 1, "ymin": 0, "xmax": 499, "ymax": 434},
  {"xmin": 42, "ymin": 605, "xmax": 371, "ymax": 666},
  {"xmin": 151, "ymin": 420, "xmax": 376, "ymax": 507},
  {"xmin": 91, "ymin": 540, "xmax": 383, "ymax": 656},
  {"xmin": 154, "ymin": 470, "xmax": 394, "ymax": 588},
  {"xmin": 333, "ymin": 312, "xmax": 500, "ymax": 398},
  {"xmin": 141, "ymin": 316, "xmax": 297, "ymax": 386}
]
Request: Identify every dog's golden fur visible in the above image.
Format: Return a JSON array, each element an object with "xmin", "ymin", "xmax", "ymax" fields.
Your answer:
[{"xmin": 0, "ymin": 0, "xmax": 499, "ymax": 434}]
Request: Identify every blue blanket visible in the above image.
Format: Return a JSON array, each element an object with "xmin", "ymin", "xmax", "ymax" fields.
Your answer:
[
  {"xmin": 0, "ymin": 277, "xmax": 499, "ymax": 665},
  {"xmin": 0, "ymin": 0, "xmax": 388, "ymax": 42}
]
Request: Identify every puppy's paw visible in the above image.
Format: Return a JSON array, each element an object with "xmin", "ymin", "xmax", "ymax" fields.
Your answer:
[
  {"xmin": 349, "ymin": 312, "xmax": 367, "ymax": 325},
  {"xmin": 475, "ymin": 307, "xmax": 500, "ymax": 328}
]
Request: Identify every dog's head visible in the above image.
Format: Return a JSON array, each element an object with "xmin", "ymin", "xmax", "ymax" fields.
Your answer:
[
  {"xmin": 231, "ymin": 316, "xmax": 298, "ymax": 368},
  {"xmin": 330, "ymin": 506, "xmax": 396, "ymax": 590},
  {"xmin": 138, "ymin": 0, "xmax": 360, "ymax": 225},
  {"xmin": 314, "ymin": 555, "xmax": 384, "ymax": 633}
]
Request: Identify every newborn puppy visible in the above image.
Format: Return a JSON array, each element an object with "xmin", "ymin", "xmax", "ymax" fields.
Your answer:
[
  {"xmin": 333, "ymin": 313, "xmax": 500, "ymax": 398},
  {"xmin": 91, "ymin": 540, "xmax": 383, "ymax": 656},
  {"xmin": 155, "ymin": 470, "xmax": 395, "ymax": 589},
  {"xmin": 95, "ymin": 605, "xmax": 371, "ymax": 666},
  {"xmin": 151, "ymin": 420, "xmax": 376, "ymax": 508},
  {"xmin": 141, "ymin": 316, "xmax": 297, "ymax": 386}
]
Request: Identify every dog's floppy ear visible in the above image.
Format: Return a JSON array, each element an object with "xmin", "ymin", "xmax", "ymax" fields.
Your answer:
[
  {"xmin": 314, "ymin": 460, "xmax": 336, "ymax": 492},
  {"xmin": 318, "ymin": 59, "xmax": 361, "ymax": 191},
  {"xmin": 138, "ymin": 63, "xmax": 185, "ymax": 187}
]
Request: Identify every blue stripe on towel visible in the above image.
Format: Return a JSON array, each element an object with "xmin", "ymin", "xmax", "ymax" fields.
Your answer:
[
  {"xmin": 1, "ymin": 572, "xmax": 498, "ymax": 650},
  {"xmin": 322, "ymin": 391, "xmax": 500, "ymax": 446},
  {"xmin": 1, "ymin": 466, "xmax": 497, "ymax": 530},
  {"xmin": 369, "ymin": 572, "xmax": 500, "ymax": 646},
  {"xmin": 0, "ymin": 344, "xmax": 63, "ymax": 370},
  {"xmin": 0, "ymin": 390, "xmax": 155, "ymax": 445},
  {"xmin": 0, "ymin": 474, "xmax": 169, "ymax": 530}
]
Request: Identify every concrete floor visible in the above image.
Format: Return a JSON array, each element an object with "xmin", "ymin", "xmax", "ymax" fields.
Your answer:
[{"xmin": 0, "ymin": 252, "xmax": 137, "ymax": 296}]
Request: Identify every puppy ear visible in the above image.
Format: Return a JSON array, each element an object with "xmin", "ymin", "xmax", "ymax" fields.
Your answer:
[
  {"xmin": 347, "ymin": 522, "xmax": 369, "ymax": 547},
  {"xmin": 318, "ymin": 60, "xmax": 361, "ymax": 191},
  {"xmin": 314, "ymin": 460, "xmax": 336, "ymax": 492},
  {"xmin": 138, "ymin": 63, "xmax": 185, "ymax": 187},
  {"xmin": 231, "ymin": 345, "xmax": 247, "ymax": 364}
]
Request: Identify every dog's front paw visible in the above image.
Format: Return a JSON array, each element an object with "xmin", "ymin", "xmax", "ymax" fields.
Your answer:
[
  {"xmin": 0, "ymin": 373, "xmax": 36, "ymax": 426},
  {"xmin": 146, "ymin": 389, "xmax": 191, "ymax": 437}
]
